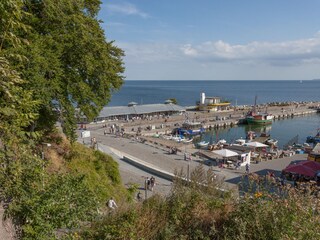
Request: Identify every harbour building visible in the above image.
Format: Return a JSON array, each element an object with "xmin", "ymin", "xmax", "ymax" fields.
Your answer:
[
  {"xmin": 88, "ymin": 101, "xmax": 186, "ymax": 122},
  {"xmin": 198, "ymin": 92, "xmax": 231, "ymax": 111}
]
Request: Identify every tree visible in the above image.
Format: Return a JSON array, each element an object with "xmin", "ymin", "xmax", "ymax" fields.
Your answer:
[
  {"xmin": 169, "ymin": 98, "xmax": 178, "ymax": 105},
  {"xmin": 15, "ymin": 0, "xmax": 125, "ymax": 140}
]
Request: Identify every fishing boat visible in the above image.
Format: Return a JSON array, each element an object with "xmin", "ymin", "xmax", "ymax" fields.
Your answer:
[
  {"xmin": 173, "ymin": 122, "xmax": 205, "ymax": 136},
  {"xmin": 246, "ymin": 96, "xmax": 274, "ymax": 125}
]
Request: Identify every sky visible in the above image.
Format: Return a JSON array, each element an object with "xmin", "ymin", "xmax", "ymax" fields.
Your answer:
[{"xmin": 99, "ymin": 0, "xmax": 320, "ymax": 80}]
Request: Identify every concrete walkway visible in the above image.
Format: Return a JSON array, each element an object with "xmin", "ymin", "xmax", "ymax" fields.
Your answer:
[{"xmin": 82, "ymin": 128, "xmax": 308, "ymax": 191}]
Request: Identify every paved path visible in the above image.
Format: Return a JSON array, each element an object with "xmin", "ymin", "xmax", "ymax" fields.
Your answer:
[
  {"xmin": 97, "ymin": 144, "xmax": 173, "ymax": 199},
  {"xmin": 81, "ymin": 128, "xmax": 308, "ymax": 190}
]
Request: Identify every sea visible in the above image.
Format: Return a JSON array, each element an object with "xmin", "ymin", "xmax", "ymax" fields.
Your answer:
[{"xmin": 109, "ymin": 80, "xmax": 320, "ymax": 148}]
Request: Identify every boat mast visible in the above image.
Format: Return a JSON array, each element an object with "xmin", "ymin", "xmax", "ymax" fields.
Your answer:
[{"xmin": 253, "ymin": 95, "xmax": 257, "ymax": 113}]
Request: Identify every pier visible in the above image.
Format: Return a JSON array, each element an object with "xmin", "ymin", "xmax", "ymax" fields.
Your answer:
[{"xmin": 84, "ymin": 101, "xmax": 320, "ymax": 137}]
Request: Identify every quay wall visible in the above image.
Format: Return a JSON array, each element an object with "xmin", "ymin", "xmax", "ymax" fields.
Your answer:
[
  {"xmin": 106, "ymin": 146, "xmax": 175, "ymax": 181},
  {"xmin": 84, "ymin": 104, "xmax": 319, "ymax": 136}
]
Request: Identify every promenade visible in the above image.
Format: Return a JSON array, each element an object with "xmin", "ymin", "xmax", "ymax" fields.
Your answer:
[
  {"xmin": 80, "ymin": 127, "xmax": 308, "ymax": 197},
  {"xmin": 77, "ymin": 101, "xmax": 318, "ymax": 198}
]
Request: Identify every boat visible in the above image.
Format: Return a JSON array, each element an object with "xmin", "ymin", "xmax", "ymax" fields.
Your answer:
[
  {"xmin": 265, "ymin": 138, "xmax": 278, "ymax": 146},
  {"xmin": 197, "ymin": 141, "xmax": 209, "ymax": 147},
  {"xmin": 181, "ymin": 138, "xmax": 193, "ymax": 143},
  {"xmin": 172, "ymin": 136, "xmax": 183, "ymax": 142},
  {"xmin": 235, "ymin": 138, "xmax": 246, "ymax": 145},
  {"xmin": 246, "ymin": 96, "xmax": 274, "ymax": 125},
  {"xmin": 173, "ymin": 122, "xmax": 205, "ymax": 136},
  {"xmin": 306, "ymin": 130, "xmax": 320, "ymax": 143},
  {"xmin": 246, "ymin": 112, "xmax": 274, "ymax": 125}
]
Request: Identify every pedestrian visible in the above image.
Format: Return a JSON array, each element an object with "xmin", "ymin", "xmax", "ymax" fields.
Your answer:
[
  {"xmin": 150, "ymin": 176, "xmax": 155, "ymax": 191},
  {"xmin": 107, "ymin": 197, "xmax": 118, "ymax": 211},
  {"xmin": 145, "ymin": 177, "xmax": 151, "ymax": 190},
  {"xmin": 137, "ymin": 191, "xmax": 142, "ymax": 201},
  {"xmin": 235, "ymin": 161, "xmax": 240, "ymax": 170},
  {"xmin": 245, "ymin": 163, "xmax": 250, "ymax": 174}
]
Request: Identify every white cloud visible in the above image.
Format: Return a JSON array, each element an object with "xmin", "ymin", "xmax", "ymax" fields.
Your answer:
[
  {"xmin": 181, "ymin": 35, "xmax": 320, "ymax": 66},
  {"xmin": 119, "ymin": 42, "xmax": 181, "ymax": 63},
  {"xmin": 106, "ymin": 2, "xmax": 149, "ymax": 18},
  {"xmin": 116, "ymin": 33, "xmax": 320, "ymax": 80}
]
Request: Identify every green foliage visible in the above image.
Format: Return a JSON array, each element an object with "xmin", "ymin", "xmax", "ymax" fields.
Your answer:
[
  {"xmin": 0, "ymin": 1, "xmax": 126, "ymax": 239},
  {"xmin": 79, "ymin": 168, "xmax": 320, "ymax": 240},
  {"xmin": 16, "ymin": 0, "xmax": 125, "ymax": 140},
  {"xmin": 66, "ymin": 143, "xmax": 127, "ymax": 204},
  {"xmin": 169, "ymin": 98, "xmax": 178, "ymax": 104}
]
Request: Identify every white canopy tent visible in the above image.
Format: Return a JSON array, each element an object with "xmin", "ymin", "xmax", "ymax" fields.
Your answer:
[
  {"xmin": 212, "ymin": 149, "xmax": 239, "ymax": 166},
  {"xmin": 212, "ymin": 149, "xmax": 239, "ymax": 158}
]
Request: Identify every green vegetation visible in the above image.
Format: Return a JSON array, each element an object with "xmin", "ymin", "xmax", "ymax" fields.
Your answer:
[
  {"xmin": 0, "ymin": 132, "xmax": 129, "ymax": 239},
  {"xmin": 78, "ymin": 169, "xmax": 320, "ymax": 240},
  {"xmin": 1, "ymin": 1, "xmax": 320, "ymax": 240},
  {"xmin": 0, "ymin": 0, "xmax": 126, "ymax": 239},
  {"xmin": 168, "ymin": 98, "xmax": 178, "ymax": 105}
]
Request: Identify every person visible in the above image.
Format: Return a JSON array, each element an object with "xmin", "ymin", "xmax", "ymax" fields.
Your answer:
[
  {"xmin": 137, "ymin": 191, "xmax": 142, "ymax": 201},
  {"xmin": 107, "ymin": 197, "xmax": 118, "ymax": 211},
  {"xmin": 150, "ymin": 176, "xmax": 155, "ymax": 191},
  {"xmin": 145, "ymin": 177, "xmax": 151, "ymax": 190},
  {"xmin": 235, "ymin": 161, "xmax": 240, "ymax": 170},
  {"xmin": 245, "ymin": 163, "xmax": 250, "ymax": 174}
]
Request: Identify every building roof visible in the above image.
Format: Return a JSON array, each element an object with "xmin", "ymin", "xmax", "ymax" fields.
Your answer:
[{"xmin": 97, "ymin": 103, "xmax": 185, "ymax": 119}]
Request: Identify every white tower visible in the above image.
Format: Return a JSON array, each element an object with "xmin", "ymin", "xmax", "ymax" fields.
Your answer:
[{"xmin": 200, "ymin": 92, "xmax": 206, "ymax": 105}]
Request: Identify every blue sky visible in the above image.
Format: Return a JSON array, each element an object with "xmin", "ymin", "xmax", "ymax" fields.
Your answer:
[{"xmin": 100, "ymin": 0, "xmax": 320, "ymax": 80}]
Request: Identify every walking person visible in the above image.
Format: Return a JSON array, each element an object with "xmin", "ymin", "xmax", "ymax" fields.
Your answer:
[
  {"xmin": 145, "ymin": 177, "xmax": 151, "ymax": 191},
  {"xmin": 150, "ymin": 176, "xmax": 155, "ymax": 191},
  {"xmin": 245, "ymin": 163, "xmax": 250, "ymax": 174},
  {"xmin": 137, "ymin": 191, "xmax": 142, "ymax": 201}
]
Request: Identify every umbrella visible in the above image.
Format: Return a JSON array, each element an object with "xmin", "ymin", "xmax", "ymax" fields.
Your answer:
[
  {"xmin": 283, "ymin": 160, "xmax": 320, "ymax": 178},
  {"xmin": 245, "ymin": 141, "xmax": 268, "ymax": 148},
  {"xmin": 212, "ymin": 149, "xmax": 239, "ymax": 158}
]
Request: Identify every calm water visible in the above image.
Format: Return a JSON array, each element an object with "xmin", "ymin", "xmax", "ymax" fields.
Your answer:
[
  {"xmin": 109, "ymin": 80, "xmax": 320, "ymax": 147},
  {"xmin": 201, "ymin": 114, "xmax": 320, "ymax": 148},
  {"xmin": 109, "ymin": 80, "xmax": 320, "ymax": 107}
]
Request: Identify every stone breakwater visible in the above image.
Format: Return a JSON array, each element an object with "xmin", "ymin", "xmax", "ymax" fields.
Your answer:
[{"xmin": 84, "ymin": 101, "xmax": 320, "ymax": 136}]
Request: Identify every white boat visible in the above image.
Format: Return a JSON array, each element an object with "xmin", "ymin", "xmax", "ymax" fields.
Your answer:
[
  {"xmin": 181, "ymin": 138, "xmax": 193, "ymax": 143},
  {"xmin": 235, "ymin": 138, "xmax": 246, "ymax": 145},
  {"xmin": 172, "ymin": 136, "xmax": 183, "ymax": 142},
  {"xmin": 197, "ymin": 141, "xmax": 209, "ymax": 147},
  {"xmin": 265, "ymin": 138, "xmax": 278, "ymax": 146},
  {"xmin": 217, "ymin": 139, "xmax": 227, "ymax": 144}
]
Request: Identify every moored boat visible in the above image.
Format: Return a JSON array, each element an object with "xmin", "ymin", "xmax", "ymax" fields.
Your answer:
[
  {"xmin": 173, "ymin": 122, "xmax": 205, "ymax": 136},
  {"xmin": 265, "ymin": 138, "xmax": 278, "ymax": 146},
  {"xmin": 197, "ymin": 141, "xmax": 209, "ymax": 147},
  {"xmin": 246, "ymin": 96, "xmax": 274, "ymax": 125},
  {"xmin": 246, "ymin": 112, "xmax": 274, "ymax": 125}
]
